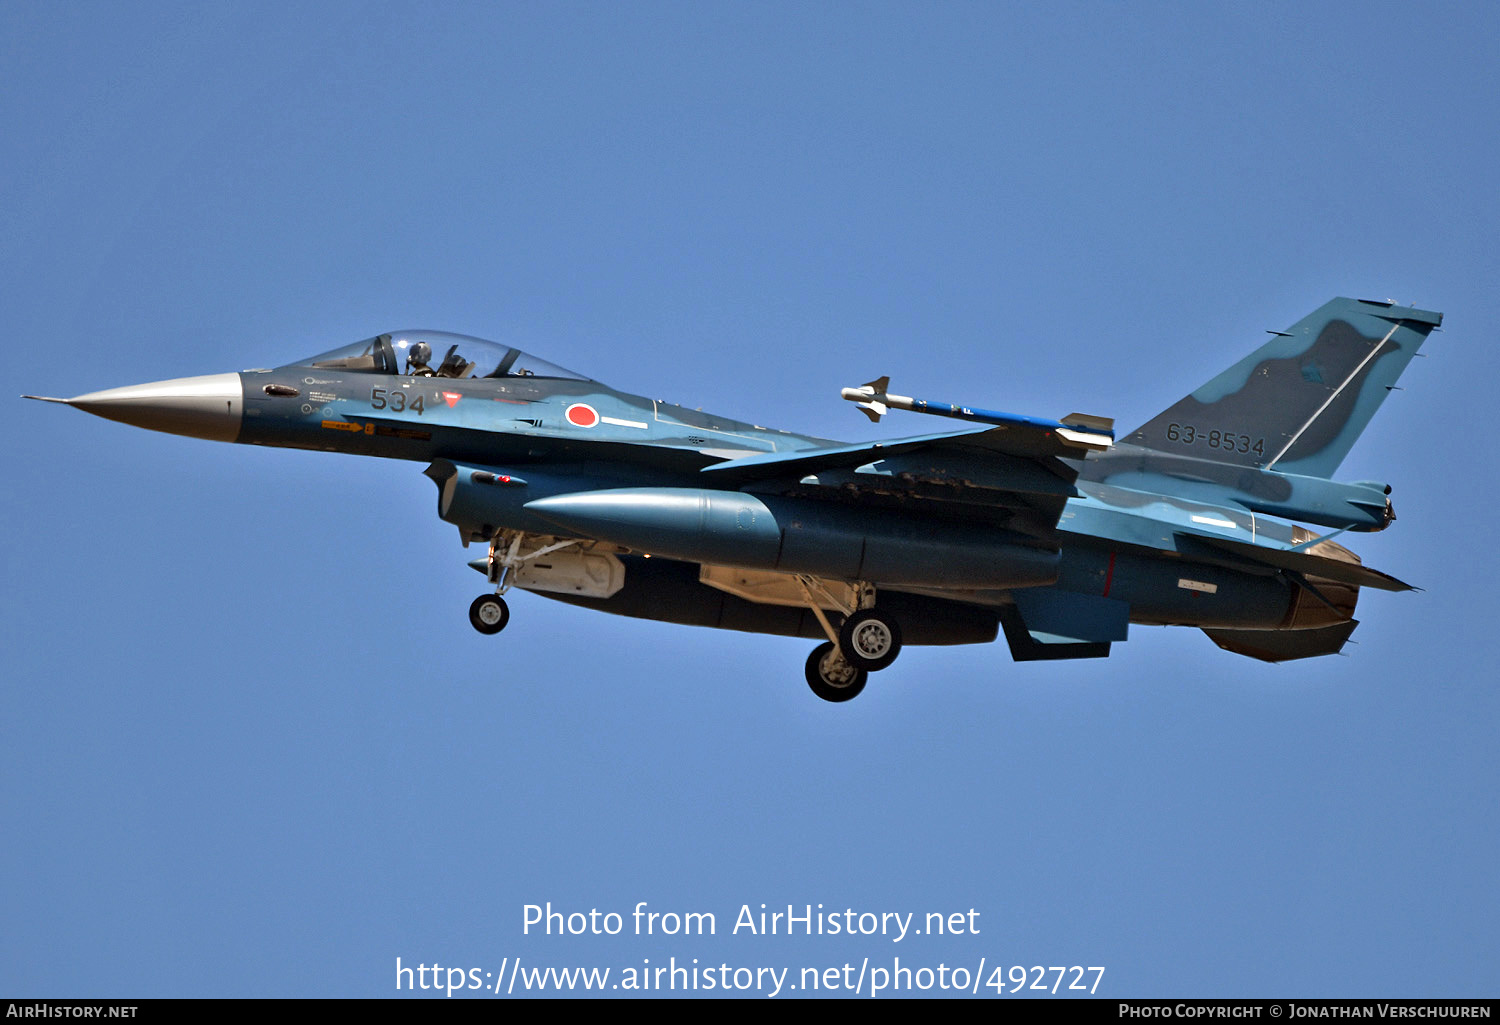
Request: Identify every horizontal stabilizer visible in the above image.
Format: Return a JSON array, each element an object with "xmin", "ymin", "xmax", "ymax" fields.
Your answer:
[{"xmin": 1176, "ymin": 533, "xmax": 1415, "ymax": 592}]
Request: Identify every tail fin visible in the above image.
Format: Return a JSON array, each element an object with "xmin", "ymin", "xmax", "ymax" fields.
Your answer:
[{"xmin": 1127, "ymin": 298, "xmax": 1441, "ymax": 478}]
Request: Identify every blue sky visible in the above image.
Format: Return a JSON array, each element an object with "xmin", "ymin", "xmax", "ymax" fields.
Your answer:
[{"xmin": 3, "ymin": 1, "xmax": 1497, "ymax": 998}]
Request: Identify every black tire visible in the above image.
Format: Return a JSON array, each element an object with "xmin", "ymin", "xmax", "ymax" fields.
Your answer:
[
  {"xmin": 838, "ymin": 609, "xmax": 902, "ymax": 671},
  {"xmin": 469, "ymin": 594, "xmax": 510, "ymax": 635},
  {"xmin": 805, "ymin": 642, "xmax": 868, "ymax": 702}
]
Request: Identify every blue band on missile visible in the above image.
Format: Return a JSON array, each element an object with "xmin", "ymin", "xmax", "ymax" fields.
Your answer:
[{"xmin": 907, "ymin": 398, "xmax": 1113, "ymax": 438}]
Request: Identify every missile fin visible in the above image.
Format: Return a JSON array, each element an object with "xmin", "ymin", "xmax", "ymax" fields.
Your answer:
[{"xmin": 1060, "ymin": 412, "xmax": 1114, "ymax": 433}]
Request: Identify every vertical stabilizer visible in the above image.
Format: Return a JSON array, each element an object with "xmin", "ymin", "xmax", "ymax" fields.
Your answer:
[{"xmin": 1126, "ymin": 298, "xmax": 1441, "ymax": 479}]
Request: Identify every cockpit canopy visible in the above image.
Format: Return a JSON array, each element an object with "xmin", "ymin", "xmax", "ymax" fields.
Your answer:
[{"xmin": 294, "ymin": 331, "xmax": 592, "ymax": 382}]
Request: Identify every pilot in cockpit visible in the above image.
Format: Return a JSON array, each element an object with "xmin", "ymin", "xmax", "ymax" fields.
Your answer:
[{"xmin": 406, "ymin": 341, "xmax": 435, "ymax": 376}]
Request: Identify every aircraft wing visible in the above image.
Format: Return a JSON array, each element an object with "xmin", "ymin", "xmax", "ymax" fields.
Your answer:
[{"xmin": 701, "ymin": 424, "xmax": 1089, "ymax": 538}]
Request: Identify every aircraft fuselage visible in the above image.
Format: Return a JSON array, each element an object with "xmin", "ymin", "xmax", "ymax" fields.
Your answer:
[{"xmin": 31, "ymin": 298, "xmax": 1437, "ymax": 700}]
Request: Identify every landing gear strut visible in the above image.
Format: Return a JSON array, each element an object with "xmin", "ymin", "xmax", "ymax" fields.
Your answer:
[
  {"xmin": 467, "ymin": 530, "xmax": 583, "ymax": 636},
  {"xmin": 795, "ymin": 576, "xmax": 902, "ymax": 701}
]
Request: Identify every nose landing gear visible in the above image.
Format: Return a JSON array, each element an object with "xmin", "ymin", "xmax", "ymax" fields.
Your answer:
[
  {"xmin": 469, "ymin": 593, "xmax": 510, "ymax": 634},
  {"xmin": 467, "ymin": 530, "xmax": 585, "ymax": 636}
]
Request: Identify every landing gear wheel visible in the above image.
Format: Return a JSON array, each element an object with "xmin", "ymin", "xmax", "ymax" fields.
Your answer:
[
  {"xmin": 838, "ymin": 609, "xmax": 902, "ymax": 671},
  {"xmin": 805, "ymin": 642, "xmax": 868, "ymax": 702},
  {"xmin": 469, "ymin": 594, "xmax": 510, "ymax": 635}
]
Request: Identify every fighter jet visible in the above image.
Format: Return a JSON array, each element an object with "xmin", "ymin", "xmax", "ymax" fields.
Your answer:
[{"xmin": 26, "ymin": 297, "xmax": 1439, "ymax": 701}]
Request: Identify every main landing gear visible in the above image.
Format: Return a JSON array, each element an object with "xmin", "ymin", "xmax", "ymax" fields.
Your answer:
[
  {"xmin": 839, "ymin": 608, "xmax": 902, "ymax": 671},
  {"xmin": 806, "ymin": 643, "xmax": 866, "ymax": 702},
  {"xmin": 795, "ymin": 576, "xmax": 902, "ymax": 703}
]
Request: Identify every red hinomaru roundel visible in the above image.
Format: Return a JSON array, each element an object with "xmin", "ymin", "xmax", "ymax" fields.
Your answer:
[{"xmin": 565, "ymin": 403, "xmax": 600, "ymax": 428}]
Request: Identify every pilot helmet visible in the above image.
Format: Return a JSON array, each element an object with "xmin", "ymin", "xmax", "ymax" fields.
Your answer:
[{"xmin": 408, "ymin": 341, "xmax": 431, "ymax": 367}]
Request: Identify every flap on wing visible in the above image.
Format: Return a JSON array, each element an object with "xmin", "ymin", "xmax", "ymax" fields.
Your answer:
[{"xmin": 1175, "ymin": 533, "xmax": 1415, "ymax": 592}]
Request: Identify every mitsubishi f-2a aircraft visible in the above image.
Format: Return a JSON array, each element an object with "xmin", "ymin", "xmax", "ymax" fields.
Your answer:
[{"xmin": 26, "ymin": 297, "xmax": 1440, "ymax": 701}]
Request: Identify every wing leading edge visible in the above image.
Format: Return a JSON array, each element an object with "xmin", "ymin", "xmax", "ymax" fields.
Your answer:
[{"xmin": 702, "ymin": 415, "xmax": 1112, "ymax": 538}]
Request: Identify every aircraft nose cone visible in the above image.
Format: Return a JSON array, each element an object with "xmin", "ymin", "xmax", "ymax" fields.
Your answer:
[{"xmin": 62, "ymin": 373, "xmax": 244, "ymax": 442}]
